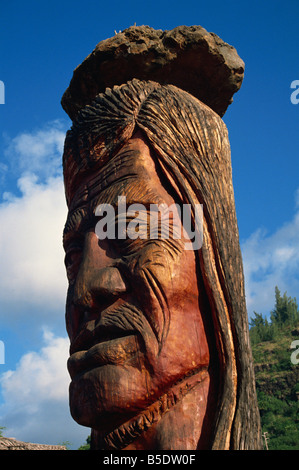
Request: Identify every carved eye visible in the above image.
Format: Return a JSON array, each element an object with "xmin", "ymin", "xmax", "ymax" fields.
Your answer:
[
  {"xmin": 110, "ymin": 210, "xmax": 150, "ymax": 255},
  {"xmin": 65, "ymin": 247, "xmax": 82, "ymax": 283}
]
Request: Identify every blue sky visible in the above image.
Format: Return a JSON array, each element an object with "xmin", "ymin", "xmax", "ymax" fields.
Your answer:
[{"xmin": 0, "ymin": 0, "xmax": 298, "ymax": 449}]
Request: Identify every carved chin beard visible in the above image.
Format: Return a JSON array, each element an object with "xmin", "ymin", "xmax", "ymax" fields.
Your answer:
[{"xmin": 91, "ymin": 367, "xmax": 208, "ymax": 450}]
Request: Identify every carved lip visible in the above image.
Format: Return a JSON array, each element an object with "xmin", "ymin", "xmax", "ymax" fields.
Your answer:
[
  {"xmin": 67, "ymin": 333, "xmax": 140, "ymax": 379},
  {"xmin": 69, "ymin": 319, "xmax": 135, "ymax": 355},
  {"xmin": 68, "ymin": 317, "xmax": 140, "ymax": 378}
]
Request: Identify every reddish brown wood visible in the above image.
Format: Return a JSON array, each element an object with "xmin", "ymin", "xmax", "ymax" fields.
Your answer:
[{"xmin": 62, "ymin": 27, "xmax": 262, "ymax": 450}]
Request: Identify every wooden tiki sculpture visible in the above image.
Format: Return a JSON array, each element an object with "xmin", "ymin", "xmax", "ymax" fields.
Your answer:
[{"xmin": 61, "ymin": 26, "xmax": 262, "ymax": 450}]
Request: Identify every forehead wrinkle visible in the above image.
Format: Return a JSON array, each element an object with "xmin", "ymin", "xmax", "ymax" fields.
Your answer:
[
  {"xmin": 66, "ymin": 147, "xmax": 140, "ymax": 213},
  {"xmin": 90, "ymin": 178, "xmax": 165, "ymax": 215},
  {"xmin": 64, "ymin": 141, "xmax": 168, "ymax": 244},
  {"xmin": 63, "ymin": 178, "xmax": 164, "ymax": 246},
  {"xmin": 89, "ymin": 147, "xmax": 141, "ymax": 192}
]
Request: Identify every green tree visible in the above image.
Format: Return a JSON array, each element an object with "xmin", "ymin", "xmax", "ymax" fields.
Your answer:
[
  {"xmin": 250, "ymin": 288, "xmax": 299, "ymax": 450},
  {"xmin": 270, "ymin": 286, "xmax": 299, "ymax": 326},
  {"xmin": 249, "ymin": 312, "xmax": 274, "ymax": 343},
  {"xmin": 250, "ymin": 287, "xmax": 299, "ymax": 345},
  {"xmin": 78, "ymin": 435, "xmax": 91, "ymax": 450},
  {"xmin": 258, "ymin": 392, "xmax": 299, "ymax": 450}
]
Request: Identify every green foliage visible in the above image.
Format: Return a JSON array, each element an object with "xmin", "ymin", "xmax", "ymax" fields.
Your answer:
[
  {"xmin": 249, "ymin": 287, "xmax": 299, "ymax": 450},
  {"xmin": 258, "ymin": 392, "xmax": 299, "ymax": 450},
  {"xmin": 0, "ymin": 426, "xmax": 6, "ymax": 437},
  {"xmin": 249, "ymin": 312, "xmax": 275, "ymax": 343},
  {"xmin": 78, "ymin": 435, "xmax": 91, "ymax": 450},
  {"xmin": 250, "ymin": 286, "xmax": 299, "ymax": 345},
  {"xmin": 58, "ymin": 440, "xmax": 71, "ymax": 449},
  {"xmin": 271, "ymin": 287, "xmax": 299, "ymax": 326}
]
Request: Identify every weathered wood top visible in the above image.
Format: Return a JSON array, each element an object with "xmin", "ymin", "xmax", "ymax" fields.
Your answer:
[{"xmin": 61, "ymin": 25, "xmax": 244, "ymax": 120}]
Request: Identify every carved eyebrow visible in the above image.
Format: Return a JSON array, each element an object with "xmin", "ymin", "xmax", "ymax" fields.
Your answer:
[
  {"xmin": 90, "ymin": 179, "xmax": 165, "ymax": 214},
  {"xmin": 63, "ymin": 144, "xmax": 171, "ymax": 249},
  {"xmin": 63, "ymin": 150, "xmax": 138, "ymax": 242},
  {"xmin": 63, "ymin": 207, "xmax": 88, "ymax": 248}
]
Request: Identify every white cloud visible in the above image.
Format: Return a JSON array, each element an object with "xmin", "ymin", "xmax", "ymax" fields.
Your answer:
[
  {"xmin": 4, "ymin": 120, "xmax": 66, "ymax": 181},
  {"xmin": 1, "ymin": 329, "xmax": 69, "ymax": 403},
  {"xmin": 242, "ymin": 189, "xmax": 299, "ymax": 318},
  {"xmin": 0, "ymin": 122, "xmax": 68, "ymax": 323},
  {"xmin": 0, "ymin": 173, "xmax": 67, "ymax": 318},
  {"xmin": 0, "ymin": 329, "xmax": 88, "ymax": 448},
  {"xmin": 0, "ymin": 121, "xmax": 89, "ymax": 449},
  {"xmin": 0, "ymin": 121, "xmax": 88, "ymax": 448}
]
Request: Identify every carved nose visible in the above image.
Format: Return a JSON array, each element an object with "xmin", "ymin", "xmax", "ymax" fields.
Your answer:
[
  {"xmin": 73, "ymin": 265, "xmax": 128, "ymax": 309},
  {"xmin": 72, "ymin": 232, "xmax": 128, "ymax": 309}
]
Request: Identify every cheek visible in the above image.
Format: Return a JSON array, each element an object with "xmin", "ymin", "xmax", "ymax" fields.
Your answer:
[
  {"xmin": 129, "ymin": 245, "xmax": 199, "ymax": 335},
  {"xmin": 133, "ymin": 243, "xmax": 195, "ymax": 289},
  {"xmin": 134, "ymin": 246, "xmax": 198, "ymax": 306},
  {"xmin": 136, "ymin": 251, "xmax": 209, "ymax": 374}
]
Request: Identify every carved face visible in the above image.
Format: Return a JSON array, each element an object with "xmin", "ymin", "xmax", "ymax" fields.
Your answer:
[{"xmin": 63, "ymin": 132, "xmax": 209, "ymax": 431}]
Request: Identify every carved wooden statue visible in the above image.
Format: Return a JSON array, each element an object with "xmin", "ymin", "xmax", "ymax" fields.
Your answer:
[{"xmin": 61, "ymin": 26, "xmax": 262, "ymax": 450}]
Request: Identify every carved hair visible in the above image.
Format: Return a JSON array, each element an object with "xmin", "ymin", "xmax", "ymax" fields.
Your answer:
[{"xmin": 63, "ymin": 79, "xmax": 262, "ymax": 450}]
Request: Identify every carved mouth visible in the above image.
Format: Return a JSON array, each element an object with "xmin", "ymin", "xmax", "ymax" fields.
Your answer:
[
  {"xmin": 69, "ymin": 318, "xmax": 135, "ymax": 356},
  {"xmin": 67, "ymin": 331, "xmax": 140, "ymax": 379},
  {"xmin": 68, "ymin": 301, "xmax": 160, "ymax": 377}
]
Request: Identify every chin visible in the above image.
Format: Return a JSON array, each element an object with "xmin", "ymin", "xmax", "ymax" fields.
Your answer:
[{"xmin": 69, "ymin": 363, "xmax": 156, "ymax": 430}]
